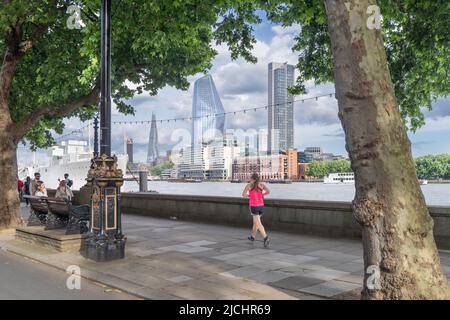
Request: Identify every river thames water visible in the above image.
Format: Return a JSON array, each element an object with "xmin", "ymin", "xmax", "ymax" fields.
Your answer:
[{"xmin": 122, "ymin": 181, "xmax": 450, "ymax": 206}]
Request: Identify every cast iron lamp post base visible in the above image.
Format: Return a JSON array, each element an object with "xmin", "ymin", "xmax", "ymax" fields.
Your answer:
[
  {"xmin": 85, "ymin": 237, "xmax": 126, "ymax": 262},
  {"xmin": 84, "ymin": 154, "xmax": 126, "ymax": 262}
]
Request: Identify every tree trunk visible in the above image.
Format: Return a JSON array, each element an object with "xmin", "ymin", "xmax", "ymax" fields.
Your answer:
[
  {"xmin": 324, "ymin": 0, "xmax": 450, "ymax": 299},
  {"xmin": 0, "ymin": 26, "xmax": 24, "ymax": 230},
  {"xmin": 0, "ymin": 131, "xmax": 23, "ymax": 230}
]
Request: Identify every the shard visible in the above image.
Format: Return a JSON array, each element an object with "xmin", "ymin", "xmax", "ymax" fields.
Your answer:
[
  {"xmin": 147, "ymin": 113, "xmax": 159, "ymax": 165},
  {"xmin": 191, "ymin": 75, "xmax": 225, "ymax": 149}
]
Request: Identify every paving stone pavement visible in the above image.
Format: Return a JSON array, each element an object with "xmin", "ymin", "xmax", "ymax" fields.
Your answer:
[{"xmin": 1, "ymin": 207, "xmax": 450, "ymax": 300}]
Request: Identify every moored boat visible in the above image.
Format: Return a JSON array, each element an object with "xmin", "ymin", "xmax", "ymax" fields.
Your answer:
[
  {"xmin": 18, "ymin": 140, "xmax": 127, "ymax": 190},
  {"xmin": 324, "ymin": 172, "xmax": 354, "ymax": 184},
  {"xmin": 267, "ymin": 179, "xmax": 292, "ymax": 184}
]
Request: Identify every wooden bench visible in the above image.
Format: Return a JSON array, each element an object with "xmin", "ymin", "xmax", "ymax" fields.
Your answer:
[{"xmin": 24, "ymin": 196, "xmax": 90, "ymax": 234}]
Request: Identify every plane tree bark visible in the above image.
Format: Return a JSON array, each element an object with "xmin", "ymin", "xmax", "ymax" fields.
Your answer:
[
  {"xmin": 0, "ymin": 33, "xmax": 22, "ymax": 227},
  {"xmin": 324, "ymin": 0, "xmax": 450, "ymax": 299}
]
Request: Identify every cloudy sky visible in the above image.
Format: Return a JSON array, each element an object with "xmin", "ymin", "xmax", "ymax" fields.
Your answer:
[{"xmin": 18, "ymin": 17, "xmax": 449, "ymax": 167}]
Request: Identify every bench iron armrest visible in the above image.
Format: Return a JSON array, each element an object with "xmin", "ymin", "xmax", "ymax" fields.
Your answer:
[
  {"xmin": 69, "ymin": 204, "xmax": 90, "ymax": 220},
  {"xmin": 66, "ymin": 204, "xmax": 91, "ymax": 235}
]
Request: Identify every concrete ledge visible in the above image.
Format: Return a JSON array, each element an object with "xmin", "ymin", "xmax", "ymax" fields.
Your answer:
[
  {"xmin": 429, "ymin": 206, "xmax": 450, "ymax": 249},
  {"xmin": 67, "ymin": 190, "xmax": 450, "ymax": 248},
  {"xmin": 120, "ymin": 193, "xmax": 360, "ymax": 239},
  {"xmin": 0, "ymin": 228, "xmax": 15, "ymax": 236},
  {"xmin": 16, "ymin": 226, "xmax": 89, "ymax": 252},
  {"xmin": 119, "ymin": 193, "xmax": 450, "ymax": 249}
]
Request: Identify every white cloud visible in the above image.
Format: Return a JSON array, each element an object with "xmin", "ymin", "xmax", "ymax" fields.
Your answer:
[
  {"xmin": 271, "ymin": 24, "xmax": 301, "ymax": 36},
  {"xmin": 413, "ymin": 115, "xmax": 450, "ymax": 133}
]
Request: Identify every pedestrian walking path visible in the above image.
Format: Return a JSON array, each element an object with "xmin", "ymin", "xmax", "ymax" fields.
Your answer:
[
  {"xmin": 0, "ymin": 250, "xmax": 137, "ymax": 300},
  {"xmin": 1, "ymin": 206, "xmax": 450, "ymax": 299}
]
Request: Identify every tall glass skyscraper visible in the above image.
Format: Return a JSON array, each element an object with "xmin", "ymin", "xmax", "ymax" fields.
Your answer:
[
  {"xmin": 268, "ymin": 62, "xmax": 295, "ymax": 154},
  {"xmin": 147, "ymin": 113, "xmax": 159, "ymax": 165},
  {"xmin": 191, "ymin": 75, "xmax": 225, "ymax": 149}
]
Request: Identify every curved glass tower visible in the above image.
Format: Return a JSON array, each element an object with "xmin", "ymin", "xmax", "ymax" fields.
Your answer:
[{"xmin": 191, "ymin": 75, "xmax": 225, "ymax": 148}]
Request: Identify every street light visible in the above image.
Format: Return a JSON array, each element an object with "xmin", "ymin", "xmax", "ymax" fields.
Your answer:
[{"xmin": 84, "ymin": 0, "xmax": 126, "ymax": 261}]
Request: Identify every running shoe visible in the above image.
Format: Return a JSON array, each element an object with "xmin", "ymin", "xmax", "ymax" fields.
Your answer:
[{"xmin": 263, "ymin": 236, "xmax": 270, "ymax": 248}]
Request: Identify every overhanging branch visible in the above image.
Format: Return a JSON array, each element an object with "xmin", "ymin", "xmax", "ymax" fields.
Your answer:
[{"xmin": 13, "ymin": 88, "xmax": 100, "ymax": 142}]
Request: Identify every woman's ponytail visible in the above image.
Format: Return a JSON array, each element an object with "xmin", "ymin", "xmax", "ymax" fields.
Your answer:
[{"xmin": 250, "ymin": 172, "xmax": 261, "ymax": 191}]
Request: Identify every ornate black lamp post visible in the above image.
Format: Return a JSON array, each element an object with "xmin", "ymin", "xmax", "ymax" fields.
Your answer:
[{"xmin": 85, "ymin": 0, "xmax": 126, "ymax": 261}]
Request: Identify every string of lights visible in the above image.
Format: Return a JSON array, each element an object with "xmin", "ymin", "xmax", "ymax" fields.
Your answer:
[
  {"xmin": 111, "ymin": 92, "xmax": 335, "ymax": 125},
  {"xmin": 51, "ymin": 92, "xmax": 335, "ymax": 140},
  {"xmin": 53, "ymin": 122, "xmax": 92, "ymax": 142}
]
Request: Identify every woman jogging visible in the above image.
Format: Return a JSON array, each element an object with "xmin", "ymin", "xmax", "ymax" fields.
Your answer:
[{"xmin": 242, "ymin": 173, "xmax": 270, "ymax": 248}]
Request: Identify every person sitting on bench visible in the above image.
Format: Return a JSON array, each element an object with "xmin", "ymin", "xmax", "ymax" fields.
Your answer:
[
  {"xmin": 34, "ymin": 181, "xmax": 48, "ymax": 197},
  {"xmin": 55, "ymin": 180, "xmax": 73, "ymax": 201}
]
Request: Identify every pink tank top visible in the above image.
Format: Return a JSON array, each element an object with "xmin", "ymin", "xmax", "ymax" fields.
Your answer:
[{"xmin": 249, "ymin": 187, "xmax": 264, "ymax": 207}]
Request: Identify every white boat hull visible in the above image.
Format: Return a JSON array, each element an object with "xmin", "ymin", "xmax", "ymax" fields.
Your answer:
[
  {"xmin": 323, "ymin": 172, "xmax": 355, "ymax": 184},
  {"xmin": 323, "ymin": 180, "xmax": 355, "ymax": 184},
  {"xmin": 19, "ymin": 155, "xmax": 128, "ymax": 190}
]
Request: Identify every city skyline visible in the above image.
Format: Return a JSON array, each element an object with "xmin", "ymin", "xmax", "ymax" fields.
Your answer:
[{"xmin": 17, "ymin": 22, "xmax": 450, "ymax": 166}]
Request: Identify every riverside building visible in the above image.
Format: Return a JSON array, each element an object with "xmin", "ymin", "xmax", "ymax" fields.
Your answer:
[
  {"xmin": 232, "ymin": 148, "xmax": 298, "ymax": 182},
  {"xmin": 176, "ymin": 136, "xmax": 240, "ymax": 180}
]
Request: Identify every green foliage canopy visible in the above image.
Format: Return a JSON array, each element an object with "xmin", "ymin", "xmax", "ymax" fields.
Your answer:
[
  {"xmin": 307, "ymin": 155, "xmax": 450, "ymax": 179},
  {"xmin": 2, "ymin": 0, "xmax": 449, "ymax": 149},
  {"xmin": 263, "ymin": 0, "xmax": 450, "ymax": 131},
  {"xmin": 415, "ymin": 154, "xmax": 450, "ymax": 179},
  {"xmin": 0, "ymin": 0, "xmax": 260, "ymax": 149},
  {"xmin": 307, "ymin": 159, "xmax": 352, "ymax": 177},
  {"xmin": 150, "ymin": 161, "xmax": 174, "ymax": 177}
]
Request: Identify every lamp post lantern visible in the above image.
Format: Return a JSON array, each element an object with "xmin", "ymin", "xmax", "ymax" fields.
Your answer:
[{"xmin": 84, "ymin": 0, "xmax": 126, "ymax": 261}]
